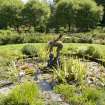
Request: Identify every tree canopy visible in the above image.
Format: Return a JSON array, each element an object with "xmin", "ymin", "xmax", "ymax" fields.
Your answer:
[
  {"xmin": 0, "ymin": 0, "xmax": 23, "ymax": 29},
  {"xmin": 22, "ymin": 0, "xmax": 51, "ymax": 32},
  {"xmin": 56, "ymin": 0, "xmax": 103, "ymax": 31},
  {"xmin": 0, "ymin": 0, "xmax": 104, "ymax": 32}
]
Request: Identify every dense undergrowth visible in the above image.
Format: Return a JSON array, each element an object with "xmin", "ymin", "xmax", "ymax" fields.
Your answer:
[
  {"xmin": 0, "ymin": 43, "xmax": 105, "ymax": 105},
  {"xmin": 53, "ymin": 58, "xmax": 86, "ymax": 84},
  {"xmin": 0, "ymin": 82, "xmax": 44, "ymax": 105},
  {"xmin": 54, "ymin": 84, "xmax": 105, "ymax": 105},
  {"xmin": 0, "ymin": 29, "xmax": 105, "ymax": 45},
  {"xmin": 53, "ymin": 58, "xmax": 105, "ymax": 105},
  {"xmin": 0, "ymin": 43, "xmax": 105, "ymax": 81}
]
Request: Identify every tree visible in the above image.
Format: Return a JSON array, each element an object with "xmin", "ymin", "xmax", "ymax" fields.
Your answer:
[
  {"xmin": 76, "ymin": 0, "xmax": 103, "ymax": 31},
  {"xmin": 95, "ymin": 0, "xmax": 105, "ymax": 26},
  {"xmin": 56, "ymin": 0, "xmax": 103, "ymax": 32},
  {"xmin": 22, "ymin": 0, "xmax": 51, "ymax": 32},
  {"xmin": 0, "ymin": 0, "xmax": 23, "ymax": 30},
  {"xmin": 95, "ymin": 0, "xmax": 105, "ymax": 5},
  {"xmin": 56, "ymin": 0, "xmax": 76, "ymax": 32}
]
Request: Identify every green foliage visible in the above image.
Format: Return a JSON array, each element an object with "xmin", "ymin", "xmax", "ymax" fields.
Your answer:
[
  {"xmin": 22, "ymin": 44, "xmax": 38, "ymax": 57},
  {"xmin": 0, "ymin": 0, "xmax": 51, "ymax": 32},
  {"xmin": 0, "ymin": 60, "xmax": 18, "ymax": 81},
  {"xmin": 54, "ymin": 84, "xmax": 105, "ymax": 105},
  {"xmin": 78, "ymin": 46, "xmax": 104, "ymax": 59},
  {"xmin": 0, "ymin": 30, "xmax": 23, "ymax": 45},
  {"xmin": 56, "ymin": 0, "xmax": 103, "ymax": 31},
  {"xmin": 22, "ymin": 0, "xmax": 51, "ymax": 32},
  {"xmin": 0, "ymin": 29, "xmax": 105, "ymax": 45},
  {"xmin": 95, "ymin": 0, "xmax": 105, "ymax": 5},
  {"xmin": 76, "ymin": 0, "xmax": 103, "ymax": 31},
  {"xmin": 95, "ymin": 0, "xmax": 105, "ymax": 26},
  {"xmin": 54, "ymin": 84, "xmax": 76, "ymax": 99},
  {"xmin": 56, "ymin": 0, "xmax": 76, "ymax": 31},
  {"xmin": 0, "ymin": 0, "xmax": 23, "ymax": 29},
  {"xmin": 65, "ymin": 59, "xmax": 86, "ymax": 83},
  {"xmin": 23, "ymin": 33, "xmax": 55, "ymax": 43},
  {"xmin": 22, "ymin": 44, "xmax": 48, "ymax": 61},
  {"xmin": 83, "ymin": 86, "xmax": 101, "ymax": 102},
  {"xmin": 85, "ymin": 46, "xmax": 96, "ymax": 56},
  {"xmin": 0, "ymin": 82, "xmax": 44, "ymax": 105},
  {"xmin": 0, "ymin": 30, "xmax": 56, "ymax": 45},
  {"xmin": 0, "ymin": 0, "xmax": 104, "ymax": 32},
  {"xmin": 7, "ymin": 61, "xmax": 18, "ymax": 82},
  {"xmin": 53, "ymin": 58, "xmax": 86, "ymax": 84}
]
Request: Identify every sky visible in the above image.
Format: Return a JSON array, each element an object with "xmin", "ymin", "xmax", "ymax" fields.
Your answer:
[{"xmin": 22, "ymin": 0, "xmax": 28, "ymax": 3}]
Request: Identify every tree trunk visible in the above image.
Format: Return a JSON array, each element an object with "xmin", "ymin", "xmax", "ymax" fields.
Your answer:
[
  {"xmin": 101, "ymin": 7, "xmax": 105, "ymax": 26},
  {"xmin": 68, "ymin": 24, "xmax": 71, "ymax": 32}
]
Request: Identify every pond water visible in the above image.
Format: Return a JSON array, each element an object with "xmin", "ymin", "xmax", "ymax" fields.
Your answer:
[{"xmin": 35, "ymin": 69, "xmax": 70, "ymax": 105}]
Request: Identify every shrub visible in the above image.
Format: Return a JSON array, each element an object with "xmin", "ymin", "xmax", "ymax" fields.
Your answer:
[
  {"xmin": 0, "ymin": 29, "xmax": 105, "ymax": 45},
  {"xmin": 77, "ymin": 48, "xmax": 87, "ymax": 56},
  {"xmin": 78, "ymin": 37, "xmax": 93, "ymax": 43},
  {"xmin": 85, "ymin": 46, "xmax": 103, "ymax": 59},
  {"xmin": 53, "ymin": 58, "xmax": 86, "ymax": 84},
  {"xmin": 77, "ymin": 46, "xmax": 103, "ymax": 59},
  {"xmin": 0, "ymin": 82, "xmax": 44, "ymax": 105},
  {"xmin": 92, "ymin": 50, "xmax": 103, "ymax": 59},
  {"xmin": 54, "ymin": 84, "xmax": 84, "ymax": 105},
  {"xmin": 54, "ymin": 84, "xmax": 76, "ymax": 100},
  {"xmin": 83, "ymin": 87, "xmax": 101, "ymax": 102},
  {"xmin": 22, "ymin": 44, "xmax": 38, "ymax": 57},
  {"xmin": 0, "ymin": 30, "xmax": 56, "ymax": 45},
  {"xmin": 54, "ymin": 84, "xmax": 104, "ymax": 105},
  {"xmin": 0, "ymin": 30, "xmax": 23, "ymax": 45},
  {"xmin": 64, "ymin": 59, "xmax": 86, "ymax": 83},
  {"xmin": 85, "ymin": 46, "xmax": 96, "ymax": 56},
  {"xmin": 23, "ymin": 33, "xmax": 54, "ymax": 43}
]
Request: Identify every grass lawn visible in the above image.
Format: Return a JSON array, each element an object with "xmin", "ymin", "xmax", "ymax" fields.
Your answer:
[{"xmin": 0, "ymin": 43, "xmax": 105, "ymax": 59}]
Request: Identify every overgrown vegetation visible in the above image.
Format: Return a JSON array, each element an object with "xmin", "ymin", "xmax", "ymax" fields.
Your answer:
[
  {"xmin": 54, "ymin": 84, "xmax": 105, "ymax": 105},
  {"xmin": 0, "ymin": 0, "xmax": 105, "ymax": 104},
  {"xmin": 0, "ymin": 82, "xmax": 44, "ymax": 105},
  {"xmin": 0, "ymin": 30, "xmax": 56, "ymax": 45},
  {"xmin": 53, "ymin": 58, "xmax": 86, "ymax": 84},
  {"xmin": 0, "ymin": 43, "xmax": 105, "ymax": 104},
  {"xmin": 77, "ymin": 45, "xmax": 105, "ymax": 60},
  {"xmin": 0, "ymin": 29, "xmax": 105, "ymax": 45},
  {"xmin": 22, "ymin": 44, "xmax": 38, "ymax": 57}
]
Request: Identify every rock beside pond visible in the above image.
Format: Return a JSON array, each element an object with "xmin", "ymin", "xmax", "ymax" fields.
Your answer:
[
  {"xmin": 0, "ymin": 80, "xmax": 14, "ymax": 94},
  {"xmin": 0, "ymin": 80, "xmax": 13, "ymax": 88},
  {"xmin": 0, "ymin": 85, "xmax": 14, "ymax": 94},
  {"xmin": 43, "ymin": 91, "xmax": 70, "ymax": 105}
]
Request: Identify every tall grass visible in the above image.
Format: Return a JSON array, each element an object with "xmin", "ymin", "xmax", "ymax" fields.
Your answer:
[
  {"xmin": 0, "ymin": 82, "xmax": 44, "ymax": 105},
  {"xmin": 54, "ymin": 84, "xmax": 105, "ymax": 105},
  {"xmin": 53, "ymin": 58, "xmax": 87, "ymax": 84}
]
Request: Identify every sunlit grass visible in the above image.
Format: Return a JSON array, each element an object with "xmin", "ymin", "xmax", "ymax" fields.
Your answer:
[
  {"xmin": 52, "ymin": 58, "xmax": 87, "ymax": 84},
  {"xmin": 54, "ymin": 84, "xmax": 105, "ymax": 105},
  {"xmin": 0, "ymin": 43, "xmax": 105, "ymax": 60},
  {"xmin": 0, "ymin": 81, "xmax": 44, "ymax": 105}
]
